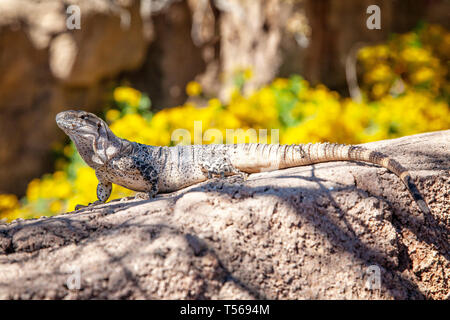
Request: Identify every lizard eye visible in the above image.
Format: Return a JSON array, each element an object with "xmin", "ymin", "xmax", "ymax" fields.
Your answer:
[{"xmin": 80, "ymin": 115, "xmax": 86, "ymax": 119}]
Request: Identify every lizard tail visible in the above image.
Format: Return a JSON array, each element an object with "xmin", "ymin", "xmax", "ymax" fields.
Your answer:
[
  {"xmin": 285, "ymin": 143, "xmax": 431, "ymax": 214},
  {"xmin": 232, "ymin": 143, "xmax": 430, "ymax": 214}
]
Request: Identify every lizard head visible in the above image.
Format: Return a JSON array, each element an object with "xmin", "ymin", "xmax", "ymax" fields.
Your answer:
[{"xmin": 56, "ymin": 110, "xmax": 122, "ymax": 168}]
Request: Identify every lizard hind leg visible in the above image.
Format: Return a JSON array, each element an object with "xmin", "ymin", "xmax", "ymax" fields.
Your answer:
[
  {"xmin": 200, "ymin": 158, "xmax": 247, "ymax": 179},
  {"xmin": 201, "ymin": 163, "xmax": 249, "ymax": 182},
  {"xmin": 233, "ymin": 168, "xmax": 249, "ymax": 181},
  {"xmin": 134, "ymin": 183, "xmax": 159, "ymax": 201}
]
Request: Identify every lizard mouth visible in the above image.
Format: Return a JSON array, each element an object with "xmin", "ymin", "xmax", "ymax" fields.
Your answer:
[
  {"xmin": 55, "ymin": 112, "xmax": 66, "ymax": 126},
  {"xmin": 56, "ymin": 111, "xmax": 81, "ymax": 131}
]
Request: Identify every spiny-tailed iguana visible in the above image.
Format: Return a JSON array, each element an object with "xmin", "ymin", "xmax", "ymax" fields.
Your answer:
[{"xmin": 56, "ymin": 110, "xmax": 431, "ymax": 214}]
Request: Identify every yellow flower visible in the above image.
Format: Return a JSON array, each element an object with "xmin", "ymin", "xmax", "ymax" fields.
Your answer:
[
  {"xmin": 217, "ymin": 111, "xmax": 241, "ymax": 129},
  {"xmin": 372, "ymin": 83, "xmax": 389, "ymax": 99},
  {"xmin": 114, "ymin": 86, "xmax": 142, "ymax": 107},
  {"xmin": 272, "ymin": 78, "xmax": 289, "ymax": 89},
  {"xmin": 67, "ymin": 166, "xmax": 98, "ymax": 210},
  {"xmin": 243, "ymin": 68, "xmax": 253, "ymax": 80},
  {"xmin": 63, "ymin": 145, "xmax": 73, "ymax": 157},
  {"xmin": 26, "ymin": 179, "xmax": 41, "ymax": 202},
  {"xmin": 411, "ymin": 67, "xmax": 434, "ymax": 84},
  {"xmin": 110, "ymin": 113, "xmax": 151, "ymax": 144},
  {"xmin": 0, "ymin": 194, "xmax": 19, "ymax": 210},
  {"xmin": 374, "ymin": 45, "xmax": 389, "ymax": 59},
  {"xmin": 364, "ymin": 64, "xmax": 393, "ymax": 83},
  {"xmin": 400, "ymin": 47, "xmax": 432, "ymax": 64},
  {"xmin": 208, "ymin": 98, "xmax": 222, "ymax": 109},
  {"xmin": 49, "ymin": 200, "xmax": 63, "ymax": 213},
  {"xmin": 53, "ymin": 172, "xmax": 73, "ymax": 199},
  {"xmin": 186, "ymin": 81, "xmax": 202, "ymax": 96},
  {"xmin": 55, "ymin": 158, "xmax": 68, "ymax": 170},
  {"xmin": 106, "ymin": 109, "xmax": 121, "ymax": 122}
]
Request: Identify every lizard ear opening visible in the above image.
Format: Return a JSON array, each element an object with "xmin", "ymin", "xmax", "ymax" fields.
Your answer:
[{"xmin": 91, "ymin": 121, "xmax": 109, "ymax": 166}]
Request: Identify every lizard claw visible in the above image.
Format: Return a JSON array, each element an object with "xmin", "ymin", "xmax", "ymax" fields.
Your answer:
[
  {"xmin": 74, "ymin": 204, "xmax": 85, "ymax": 211},
  {"xmin": 134, "ymin": 192, "xmax": 157, "ymax": 201},
  {"xmin": 75, "ymin": 200, "xmax": 103, "ymax": 210},
  {"xmin": 239, "ymin": 172, "xmax": 249, "ymax": 181},
  {"xmin": 134, "ymin": 192, "xmax": 150, "ymax": 200}
]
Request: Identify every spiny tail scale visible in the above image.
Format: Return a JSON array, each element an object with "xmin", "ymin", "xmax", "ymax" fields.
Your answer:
[{"xmin": 229, "ymin": 143, "xmax": 431, "ymax": 214}]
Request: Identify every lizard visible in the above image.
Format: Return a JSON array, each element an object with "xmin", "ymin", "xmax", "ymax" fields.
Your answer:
[{"xmin": 55, "ymin": 110, "xmax": 431, "ymax": 214}]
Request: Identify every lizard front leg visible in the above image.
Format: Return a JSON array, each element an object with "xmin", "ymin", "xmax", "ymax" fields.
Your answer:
[{"xmin": 75, "ymin": 175, "xmax": 112, "ymax": 210}]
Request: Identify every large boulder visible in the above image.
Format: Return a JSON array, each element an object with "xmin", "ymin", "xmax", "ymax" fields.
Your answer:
[{"xmin": 0, "ymin": 131, "xmax": 448, "ymax": 299}]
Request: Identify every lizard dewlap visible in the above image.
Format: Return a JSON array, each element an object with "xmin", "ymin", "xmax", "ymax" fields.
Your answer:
[{"xmin": 56, "ymin": 110, "xmax": 431, "ymax": 214}]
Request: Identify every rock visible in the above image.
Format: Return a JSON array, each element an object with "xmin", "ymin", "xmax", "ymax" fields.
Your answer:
[{"xmin": 0, "ymin": 131, "xmax": 448, "ymax": 299}]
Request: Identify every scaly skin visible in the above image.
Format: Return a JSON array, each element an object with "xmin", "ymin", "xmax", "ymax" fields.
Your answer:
[{"xmin": 56, "ymin": 110, "xmax": 430, "ymax": 214}]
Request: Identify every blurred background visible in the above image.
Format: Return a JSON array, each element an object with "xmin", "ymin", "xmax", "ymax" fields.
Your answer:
[{"xmin": 0, "ymin": 0, "xmax": 449, "ymax": 221}]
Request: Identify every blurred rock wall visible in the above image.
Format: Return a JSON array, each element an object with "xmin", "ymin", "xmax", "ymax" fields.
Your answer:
[
  {"xmin": 0, "ymin": 0, "xmax": 448, "ymax": 195},
  {"xmin": 0, "ymin": 0, "xmax": 147, "ymax": 194}
]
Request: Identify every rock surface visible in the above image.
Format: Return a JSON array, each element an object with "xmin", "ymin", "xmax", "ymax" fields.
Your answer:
[{"xmin": 0, "ymin": 131, "xmax": 448, "ymax": 299}]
